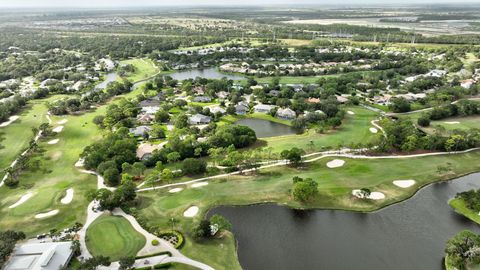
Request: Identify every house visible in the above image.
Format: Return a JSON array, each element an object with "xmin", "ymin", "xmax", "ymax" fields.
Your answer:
[
  {"xmin": 3, "ymin": 242, "xmax": 74, "ymax": 270},
  {"xmin": 216, "ymin": 91, "xmax": 229, "ymax": 99},
  {"xmin": 461, "ymin": 79, "xmax": 475, "ymax": 89},
  {"xmin": 136, "ymin": 143, "xmax": 163, "ymax": 160},
  {"xmin": 151, "ymin": 92, "xmax": 166, "ymax": 101},
  {"xmin": 276, "ymin": 108, "xmax": 296, "ymax": 120},
  {"xmin": 335, "ymin": 96, "xmax": 349, "ymax": 104},
  {"xmin": 141, "ymin": 106, "xmax": 160, "ymax": 115},
  {"xmin": 268, "ymin": 90, "xmax": 280, "ymax": 97},
  {"xmin": 286, "ymin": 84, "xmax": 304, "ymax": 92},
  {"xmin": 235, "ymin": 104, "xmax": 249, "ymax": 115},
  {"xmin": 192, "ymin": 86, "xmax": 205, "ymax": 95},
  {"xmin": 307, "ymin": 97, "xmax": 321, "ymax": 104},
  {"xmin": 426, "ymin": 69, "xmax": 447, "ymax": 78},
  {"xmin": 68, "ymin": 81, "xmax": 88, "ymax": 91},
  {"xmin": 139, "ymin": 99, "xmax": 161, "ymax": 108},
  {"xmin": 193, "ymin": 96, "xmax": 212, "ymax": 103},
  {"xmin": 137, "ymin": 113, "xmax": 155, "ymax": 124},
  {"xmin": 209, "ymin": 106, "xmax": 226, "ymax": 115},
  {"xmin": 129, "ymin": 126, "xmax": 152, "ymax": 137},
  {"xmin": 254, "ymin": 104, "xmax": 275, "ymax": 113},
  {"xmin": 189, "ymin": 114, "xmax": 212, "ymax": 125}
]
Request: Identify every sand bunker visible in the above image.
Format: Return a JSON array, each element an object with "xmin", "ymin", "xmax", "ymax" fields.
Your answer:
[
  {"xmin": 75, "ymin": 158, "xmax": 84, "ymax": 168},
  {"xmin": 57, "ymin": 119, "xmax": 68, "ymax": 125},
  {"xmin": 9, "ymin": 192, "xmax": 34, "ymax": 209},
  {"xmin": 347, "ymin": 111, "xmax": 355, "ymax": 115},
  {"xmin": 52, "ymin": 126, "xmax": 64, "ymax": 133},
  {"xmin": 61, "ymin": 188, "xmax": 74, "ymax": 204},
  {"xmin": 35, "ymin": 210, "xmax": 59, "ymax": 219},
  {"xmin": 393, "ymin": 180, "xmax": 416, "ymax": 188},
  {"xmin": 444, "ymin": 121, "xmax": 460, "ymax": 124},
  {"xmin": 327, "ymin": 159, "xmax": 345, "ymax": 168},
  {"xmin": 169, "ymin": 188, "xmax": 183, "ymax": 193},
  {"xmin": 183, "ymin": 206, "xmax": 199, "ymax": 217},
  {"xmin": 0, "ymin": 115, "xmax": 19, "ymax": 127},
  {"xmin": 352, "ymin": 189, "xmax": 386, "ymax": 200},
  {"xmin": 192, "ymin": 182, "xmax": 209, "ymax": 188},
  {"xmin": 369, "ymin": 127, "xmax": 378, "ymax": 133},
  {"xmin": 47, "ymin": 139, "xmax": 60, "ymax": 145}
]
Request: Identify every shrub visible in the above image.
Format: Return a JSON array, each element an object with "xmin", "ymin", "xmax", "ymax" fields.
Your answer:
[
  {"xmin": 417, "ymin": 116, "xmax": 430, "ymax": 127},
  {"xmin": 151, "ymin": 239, "xmax": 159, "ymax": 246},
  {"xmin": 157, "ymin": 230, "xmax": 185, "ymax": 249},
  {"xmin": 135, "ymin": 251, "xmax": 172, "ymax": 259},
  {"xmin": 153, "ymin": 263, "xmax": 172, "ymax": 269},
  {"xmin": 134, "ymin": 267, "xmax": 152, "ymax": 270}
]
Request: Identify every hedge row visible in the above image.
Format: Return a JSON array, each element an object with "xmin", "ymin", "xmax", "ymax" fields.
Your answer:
[
  {"xmin": 157, "ymin": 230, "xmax": 185, "ymax": 249},
  {"xmin": 135, "ymin": 251, "xmax": 172, "ymax": 259}
]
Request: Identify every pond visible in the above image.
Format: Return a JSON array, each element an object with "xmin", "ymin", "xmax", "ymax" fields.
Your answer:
[
  {"xmin": 169, "ymin": 67, "xmax": 245, "ymax": 81},
  {"xmin": 210, "ymin": 173, "xmax": 480, "ymax": 270},
  {"xmin": 235, "ymin": 118, "xmax": 297, "ymax": 138},
  {"xmin": 94, "ymin": 72, "xmax": 118, "ymax": 90}
]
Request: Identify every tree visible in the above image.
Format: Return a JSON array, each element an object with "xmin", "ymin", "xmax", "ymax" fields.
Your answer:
[
  {"xmin": 119, "ymin": 257, "xmax": 135, "ymax": 270},
  {"xmin": 417, "ymin": 116, "xmax": 430, "ymax": 127},
  {"xmin": 161, "ymin": 168, "xmax": 173, "ymax": 182},
  {"xmin": 210, "ymin": 214, "xmax": 232, "ymax": 231},
  {"xmin": 192, "ymin": 219, "xmax": 212, "ymax": 240},
  {"xmin": 389, "ymin": 97, "xmax": 411, "ymax": 113},
  {"xmin": 182, "ymin": 158, "xmax": 207, "ymax": 175},
  {"xmin": 281, "ymin": 147, "xmax": 305, "ymax": 165},
  {"xmin": 155, "ymin": 110, "xmax": 170, "ymax": 123},
  {"xmin": 167, "ymin": 152, "xmax": 181, "ymax": 163},
  {"xmin": 103, "ymin": 167, "xmax": 120, "ymax": 186},
  {"xmin": 292, "ymin": 177, "xmax": 318, "ymax": 201},
  {"xmin": 174, "ymin": 114, "xmax": 189, "ymax": 129}
]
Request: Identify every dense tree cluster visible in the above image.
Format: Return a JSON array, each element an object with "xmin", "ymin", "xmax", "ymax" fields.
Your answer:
[
  {"xmin": 292, "ymin": 176, "xmax": 319, "ymax": 202},
  {"xmin": 446, "ymin": 231, "xmax": 480, "ymax": 270},
  {"xmin": 0, "ymin": 230, "xmax": 25, "ymax": 267}
]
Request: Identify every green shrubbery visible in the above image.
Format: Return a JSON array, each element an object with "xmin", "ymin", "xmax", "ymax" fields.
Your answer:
[{"xmin": 157, "ymin": 230, "xmax": 184, "ymax": 249}]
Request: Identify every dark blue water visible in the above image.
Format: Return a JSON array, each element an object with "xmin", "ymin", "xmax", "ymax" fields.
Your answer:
[
  {"xmin": 235, "ymin": 118, "xmax": 297, "ymax": 138},
  {"xmin": 170, "ymin": 67, "xmax": 244, "ymax": 81},
  {"xmin": 210, "ymin": 173, "xmax": 480, "ymax": 270}
]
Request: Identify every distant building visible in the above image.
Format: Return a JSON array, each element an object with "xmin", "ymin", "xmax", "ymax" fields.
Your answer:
[
  {"xmin": 136, "ymin": 143, "xmax": 163, "ymax": 160},
  {"xmin": 335, "ymin": 96, "xmax": 349, "ymax": 104},
  {"xmin": 307, "ymin": 97, "xmax": 321, "ymax": 104},
  {"xmin": 193, "ymin": 96, "xmax": 212, "ymax": 103},
  {"xmin": 216, "ymin": 91, "xmax": 230, "ymax": 99},
  {"xmin": 235, "ymin": 104, "xmax": 249, "ymax": 115},
  {"xmin": 461, "ymin": 79, "xmax": 475, "ymax": 89},
  {"xmin": 253, "ymin": 104, "xmax": 275, "ymax": 113},
  {"xmin": 4, "ymin": 242, "xmax": 74, "ymax": 270},
  {"xmin": 139, "ymin": 99, "xmax": 161, "ymax": 108},
  {"xmin": 129, "ymin": 126, "xmax": 152, "ymax": 137},
  {"xmin": 189, "ymin": 114, "xmax": 211, "ymax": 125},
  {"xmin": 276, "ymin": 108, "xmax": 296, "ymax": 120},
  {"xmin": 137, "ymin": 113, "xmax": 155, "ymax": 124},
  {"xmin": 209, "ymin": 106, "xmax": 226, "ymax": 115}
]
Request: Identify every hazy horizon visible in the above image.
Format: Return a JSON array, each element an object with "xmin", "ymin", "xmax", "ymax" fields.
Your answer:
[{"xmin": 1, "ymin": 0, "xmax": 480, "ymax": 8}]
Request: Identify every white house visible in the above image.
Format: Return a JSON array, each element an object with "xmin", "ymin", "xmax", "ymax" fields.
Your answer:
[
  {"xmin": 189, "ymin": 114, "xmax": 211, "ymax": 125},
  {"xmin": 276, "ymin": 108, "xmax": 296, "ymax": 120},
  {"xmin": 461, "ymin": 79, "xmax": 475, "ymax": 89},
  {"xmin": 253, "ymin": 104, "xmax": 275, "ymax": 113}
]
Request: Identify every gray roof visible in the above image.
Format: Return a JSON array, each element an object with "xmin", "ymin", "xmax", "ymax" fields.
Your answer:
[
  {"xmin": 129, "ymin": 125, "xmax": 152, "ymax": 136},
  {"xmin": 189, "ymin": 114, "xmax": 211, "ymax": 124},
  {"xmin": 193, "ymin": 96, "xmax": 212, "ymax": 102},
  {"xmin": 4, "ymin": 242, "xmax": 73, "ymax": 270}
]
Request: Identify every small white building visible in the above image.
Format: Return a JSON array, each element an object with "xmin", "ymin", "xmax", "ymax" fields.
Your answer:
[
  {"xmin": 461, "ymin": 79, "xmax": 475, "ymax": 89},
  {"xmin": 276, "ymin": 108, "xmax": 296, "ymax": 120},
  {"xmin": 253, "ymin": 104, "xmax": 275, "ymax": 113},
  {"xmin": 4, "ymin": 242, "xmax": 74, "ymax": 270}
]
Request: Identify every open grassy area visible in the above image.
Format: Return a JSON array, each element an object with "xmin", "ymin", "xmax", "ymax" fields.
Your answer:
[
  {"xmin": 120, "ymin": 58, "xmax": 159, "ymax": 82},
  {"xmin": 220, "ymin": 112, "xmax": 293, "ymax": 127},
  {"xmin": 86, "ymin": 214, "xmax": 146, "ymax": 261},
  {"xmin": 255, "ymin": 75, "xmax": 339, "ymax": 84},
  {"xmin": 449, "ymin": 198, "xmax": 480, "ymax": 224},
  {"xmin": 262, "ymin": 106, "xmax": 378, "ymax": 152},
  {"xmin": 0, "ymin": 98, "xmax": 51, "ymax": 172},
  {"xmin": 430, "ymin": 116, "xmax": 480, "ymax": 131},
  {"xmin": 137, "ymin": 149, "xmax": 480, "ymax": 269}
]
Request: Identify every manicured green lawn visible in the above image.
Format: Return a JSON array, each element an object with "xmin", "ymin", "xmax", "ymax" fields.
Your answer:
[
  {"xmin": 256, "ymin": 75, "xmax": 339, "ymax": 84},
  {"xmin": 86, "ymin": 214, "xmax": 146, "ymax": 261},
  {"xmin": 430, "ymin": 116, "xmax": 480, "ymax": 131},
  {"xmin": 449, "ymin": 198, "xmax": 480, "ymax": 224},
  {"xmin": 261, "ymin": 106, "xmax": 379, "ymax": 152},
  {"xmin": 137, "ymin": 149, "xmax": 480, "ymax": 269},
  {"xmin": 220, "ymin": 112, "xmax": 293, "ymax": 127},
  {"xmin": 120, "ymin": 58, "xmax": 159, "ymax": 82}
]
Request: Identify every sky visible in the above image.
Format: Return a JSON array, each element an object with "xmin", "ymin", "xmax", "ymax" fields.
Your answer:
[{"xmin": 0, "ymin": 0, "xmax": 479, "ymax": 8}]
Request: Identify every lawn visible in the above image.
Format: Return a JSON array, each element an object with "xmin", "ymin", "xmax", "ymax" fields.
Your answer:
[
  {"xmin": 120, "ymin": 58, "xmax": 159, "ymax": 82},
  {"xmin": 86, "ymin": 214, "xmax": 146, "ymax": 261},
  {"xmin": 220, "ymin": 112, "xmax": 293, "ymax": 127},
  {"xmin": 449, "ymin": 198, "xmax": 480, "ymax": 224},
  {"xmin": 137, "ymin": 149, "xmax": 480, "ymax": 269},
  {"xmin": 255, "ymin": 75, "xmax": 339, "ymax": 84},
  {"xmin": 430, "ymin": 115, "xmax": 480, "ymax": 131},
  {"xmin": 261, "ymin": 106, "xmax": 379, "ymax": 152}
]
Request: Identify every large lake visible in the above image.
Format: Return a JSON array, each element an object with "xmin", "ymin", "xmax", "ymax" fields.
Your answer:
[
  {"xmin": 210, "ymin": 173, "xmax": 480, "ymax": 270},
  {"xmin": 235, "ymin": 118, "xmax": 297, "ymax": 138},
  {"xmin": 170, "ymin": 67, "xmax": 245, "ymax": 81}
]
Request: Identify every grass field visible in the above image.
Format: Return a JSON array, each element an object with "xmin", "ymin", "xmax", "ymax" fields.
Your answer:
[
  {"xmin": 255, "ymin": 75, "xmax": 339, "ymax": 84},
  {"xmin": 261, "ymin": 106, "xmax": 378, "ymax": 152},
  {"xmin": 138, "ymin": 149, "xmax": 480, "ymax": 269},
  {"xmin": 86, "ymin": 214, "xmax": 146, "ymax": 261},
  {"xmin": 449, "ymin": 198, "xmax": 480, "ymax": 224},
  {"xmin": 220, "ymin": 112, "xmax": 293, "ymax": 126},
  {"xmin": 120, "ymin": 58, "xmax": 159, "ymax": 82},
  {"xmin": 430, "ymin": 116, "xmax": 480, "ymax": 131}
]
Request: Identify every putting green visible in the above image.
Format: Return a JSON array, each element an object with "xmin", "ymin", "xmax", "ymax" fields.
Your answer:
[{"xmin": 86, "ymin": 214, "xmax": 146, "ymax": 261}]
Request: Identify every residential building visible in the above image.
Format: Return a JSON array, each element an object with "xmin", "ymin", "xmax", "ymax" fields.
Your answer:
[
  {"xmin": 235, "ymin": 104, "xmax": 249, "ymax": 115},
  {"xmin": 254, "ymin": 104, "xmax": 275, "ymax": 113},
  {"xmin": 4, "ymin": 242, "xmax": 74, "ymax": 270},
  {"xmin": 276, "ymin": 108, "xmax": 297, "ymax": 120},
  {"xmin": 136, "ymin": 143, "xmax": 163, "ymax": 160},
  {"xmin": 129, "ymin": 126, "xmax": 152, "ymax": 137},
  {"xmin": 193, "ymin": 96, "xmax": 212, "ymax": 103},
  {"xmin": 461, "ymin": 79, "xmax": 475, "ymax": 89},
  {"xmin": 189, "ymin": 114, "xmax": 212, "ymax": 125}
]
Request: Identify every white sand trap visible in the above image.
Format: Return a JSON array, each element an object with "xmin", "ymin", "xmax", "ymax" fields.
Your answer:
[
  {"xmin": 347, "ymin": 111, "xmax": 355, "ymax": 115},
  {"xmin": 183, "ymin": 206, "xmax": 199, "ymax": 217},
  {"xmin": 35, "ymin": 209, "xmax": 59, "ymax": 219},
  {"xmin": 61, "ymin": 188, "xmax": 74, "ymax": 204},
  {"xmin": 393, "ymin": 180, "xmax": 416, "ymax": 188},
  {"xmin": 52, "ymin": 126, "xmax": 64, "ymax": 133},
  {"xmin": 47, "ymin": 139, "xmax": 60, "ymax": 145},
  {"xmin": 352, "ymin": 189, "xmax": 386, "ymax": 200},
  {"xmin": 169, "ymin": 188, "xmax": 183, "ymax": 193},
  {"xmin": 0, "ymin": 115, "xmax": 20, "ymax": 127},
  {"xmin": 192, "ymin": 182, "xmax": 209, "ymax": 188},
  {"xmin": 444, "ymin": 121, "xmax": 460, "ymax": 124},
  {"xmin": 9, "ymin": 192, "xmax": 34, "ymax": 209},
  {"xmin": 57, "ymin": 119, "xmax": 68, "ymax": 125},
  {"xmin": 327, "ymin": 159, "xmax": 345, "ymax": 168},
  {"xmin": 369, "ymin": 127, "xmax": 378, "ymax": 133},
  {"xmin": 74, "ymin": 158, "xmax": 84, "ymax": 168}
]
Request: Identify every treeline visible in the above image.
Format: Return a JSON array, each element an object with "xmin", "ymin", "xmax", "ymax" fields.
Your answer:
[{"xmin": 0, "ymin": 95, "xmax": 27, "ymax": 122}]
